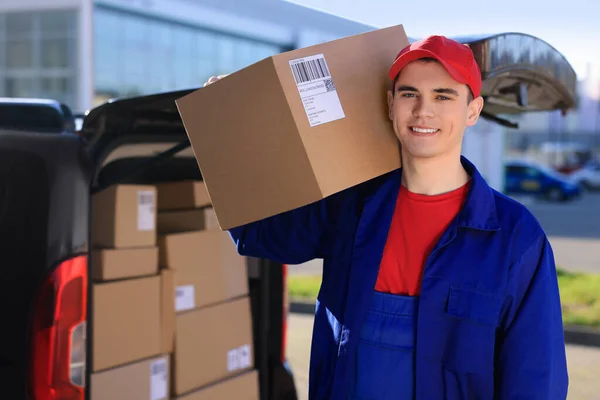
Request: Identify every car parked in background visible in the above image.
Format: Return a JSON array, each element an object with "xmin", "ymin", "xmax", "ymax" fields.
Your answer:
[
  {"xmin": 570, "ymin": 161, "xmax": 600, "ymax": 191},
  {"xmin": 504, "ymin": 158, "xmax": 581, "ymax": 201}
]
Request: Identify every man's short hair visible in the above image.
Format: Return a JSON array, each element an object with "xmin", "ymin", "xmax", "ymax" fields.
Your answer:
[{"xmin": 392, "ymin": 58, "xmax": 475, "ymax": 104}]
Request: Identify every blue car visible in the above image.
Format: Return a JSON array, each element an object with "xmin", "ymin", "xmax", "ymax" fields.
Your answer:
[{"xmin": 504, "ymin": 159, "xmax": 581, "ymax": 201}]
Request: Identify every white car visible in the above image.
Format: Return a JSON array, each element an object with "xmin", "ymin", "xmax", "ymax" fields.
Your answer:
[{"xmin": 571, "ymin": 162, "xmax": 600, "ymax": 190}]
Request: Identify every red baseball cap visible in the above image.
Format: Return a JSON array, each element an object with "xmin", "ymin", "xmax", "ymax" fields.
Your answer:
[{"xmin": 388, "ymin": 35, "xmax": 482, "ymax": 98}]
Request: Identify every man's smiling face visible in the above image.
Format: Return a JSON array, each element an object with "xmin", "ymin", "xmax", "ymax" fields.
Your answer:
[{"xmin": 387, "ymin": 59, "xmax": 484, "ymax": 161}]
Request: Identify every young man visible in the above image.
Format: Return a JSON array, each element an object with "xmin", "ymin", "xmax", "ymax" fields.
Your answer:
[{"xmin": 210, "ymin": 35, "xmax": 569, "ymax": 399}]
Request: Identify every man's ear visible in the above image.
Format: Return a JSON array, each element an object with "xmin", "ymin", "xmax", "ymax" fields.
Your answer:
[
  {"xmin": 466, "ymin": 96, "xmax": 484, "ymax": 127},
  {"xmin": 387, "ymin": 89, "xmax": 394, "ymax": 121}
]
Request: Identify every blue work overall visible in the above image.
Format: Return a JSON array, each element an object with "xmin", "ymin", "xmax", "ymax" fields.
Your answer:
[{"xmin": 350, "ymin": 291, "xmax": 419, "ymax": 400}]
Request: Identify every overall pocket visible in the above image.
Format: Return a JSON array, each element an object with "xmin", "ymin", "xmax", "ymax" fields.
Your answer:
[{"xmin": 351, "ymin": 293, "xmax": 418, "ymax": 400}]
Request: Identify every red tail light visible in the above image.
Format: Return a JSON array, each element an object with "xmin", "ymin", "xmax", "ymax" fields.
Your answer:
[
  {"xmin": 30, "ymin": 255, "xmax": 88, "ymax": 400},
  {"xmin": 281, "ymin": 263, "xmax": 289, "ymax": 363}
]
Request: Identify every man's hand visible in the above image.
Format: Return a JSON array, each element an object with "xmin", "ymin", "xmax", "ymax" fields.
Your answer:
[{"xmin": 203, "ymin": 75, "xmax": 228, "ymax": 87}]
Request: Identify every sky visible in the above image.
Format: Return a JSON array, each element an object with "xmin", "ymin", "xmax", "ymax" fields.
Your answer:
[{"xmin": 285, "ymin": 0, "xmax": 600, "ymax": 81}]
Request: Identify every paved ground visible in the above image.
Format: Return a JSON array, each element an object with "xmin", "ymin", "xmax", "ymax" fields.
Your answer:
[
  {"xmin": 289, "ymin": 193, "xmax": 600, "ymax": 275},
  {"xmin": 286, "ymin": 313, "xmax": 600, "ymax": 400}
]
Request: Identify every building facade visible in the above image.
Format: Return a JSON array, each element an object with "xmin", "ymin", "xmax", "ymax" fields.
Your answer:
[{"xmin": 0, "ymin": 0, "xmax": 372, "ymax": 113}]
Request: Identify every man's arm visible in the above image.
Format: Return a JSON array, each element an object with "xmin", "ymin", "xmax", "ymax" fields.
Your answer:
[
  {"xmin": 496, "ymin": 234, "xmax": 568, "ymax": 399},
  {"xmin": 228, "ymin": 197, "xmax": 332, "ymax": 265}
]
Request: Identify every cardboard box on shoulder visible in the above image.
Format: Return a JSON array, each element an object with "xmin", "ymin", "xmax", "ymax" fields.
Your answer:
[
  {"xmin": 175, "ymin": 370, "xmax": 259, "ymax": 400},
  {"xmin": 159, "ymin": 229, "xmax": 248, "ymax": 312},
  {"xmin": 173, "ymin": 297, "xmax": 254, "ymax": 395},
  {"xmin": 92, "ymin": 275, "xmax": 161, "ymax": 371},
  {"xmin": 92, "ymin": 184, "xmax": 157, "ymax": 248},
  {"xmin": 91, "ymin": 355, "xmax": 170, "ymax": 400},
  {"xmin": 175, "ymin": 24, "xmax": 408, "ymax": 230}
]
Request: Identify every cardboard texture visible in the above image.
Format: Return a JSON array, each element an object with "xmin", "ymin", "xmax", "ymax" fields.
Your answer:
[
  {"xmin": 175, "ymin": 24, "xmax": 408, "ymax": 230},
  {"xmin": 156, "ymin": 180, "xmax": 211, "ymax": 211},
  {"xmin": 92, "ymin": 184, "xmax": 157, "ymax": 248},
  {"xmin": 173, "ymin": 297, "xmax": 254, "ymax": 395},
  {"xmin": 157, "ymin": 207, "xmax": 219, "ymax": 234},
  {"xmin": 158, "ymin": 230, "xmax": 248, "ymax": 311},
  {"xmin": 160, "ymin": 269, "xmax": 175, "ymax": 354},
  {"xmin": 90, "ymin": 355, "xmax": 170, "ymax": 400},
  {"xmin": 175, "ymin": 370, "xmax": 259, "ymax": 400},
  {"xmin": 92, "ymin": 276, "xmax": 161, "ymax": 371},
  {"xmin": 92, "ymin": 247, "xmax": 158, "ymax": 281}
]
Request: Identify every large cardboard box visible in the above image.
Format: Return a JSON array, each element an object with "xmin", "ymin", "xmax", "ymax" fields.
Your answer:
[
  {"xmin": 92, "ymin": 247, "xmax": 158, "ymax": 281},
  {"xmin": 173, "ymin": 297, "xmax": 254, "ymax": 395},
  {"xmin": 159, "ymin": 230, "xmax": 248, "ymax": 311},
  {"xmin": 91, "ymin": 355, "xmax": 170, "ymax": 400},
  {"xmin": 92, "ymin": 184, "xmax": 157, "ymax": 248},
  {"xmin": 175, "ymin": 24, "xmax": 408, "ymax": 230},
  {"xmin": 156, "ymin": 180, "xmax": 211, "ymax": 211},
  {"xmin": 92, "ymin": 276, "xmax": 161, "ymax": 371},
  {"xmin": 175, "ymin": 370, "xmax": 259, "ymax": 400},
  {"xmin": 157, "ymin": 207, "xmax": 219, "ymax": 234}
]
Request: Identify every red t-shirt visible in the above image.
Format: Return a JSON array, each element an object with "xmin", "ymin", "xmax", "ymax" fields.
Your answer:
[{"xmin": 374, "ymin": 181, "xmax": 471, "ymax": 296}]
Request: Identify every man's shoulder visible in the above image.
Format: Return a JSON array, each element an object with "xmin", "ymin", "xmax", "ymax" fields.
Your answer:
[{"xmin": 491, "ymin": 188, "xmax": 547, "ymax": 249}]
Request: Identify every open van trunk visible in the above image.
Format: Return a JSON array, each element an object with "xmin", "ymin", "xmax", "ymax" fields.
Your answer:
[{"xmin": 83, "ymin": 91, "xmax": 298, "ymax": 400}]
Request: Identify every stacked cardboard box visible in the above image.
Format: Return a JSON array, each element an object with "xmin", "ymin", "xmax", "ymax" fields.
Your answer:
[
  {"xmin": 90, "ymin": 184, "xmax": 171, "ymax": 400},
  {"xmin": 156, "ymin": 180, "xmax": 259, "ymax": 399}
]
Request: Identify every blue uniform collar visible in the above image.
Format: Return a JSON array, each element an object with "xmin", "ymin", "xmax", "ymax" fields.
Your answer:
[{"xmin": 456, "ymin": 156, "xmax": 501, "ymax": 231}]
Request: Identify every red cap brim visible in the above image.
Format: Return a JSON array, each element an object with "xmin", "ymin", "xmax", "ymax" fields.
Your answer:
[{"xmin": 388, "ymin": 48, "xmax": 471, "ymax": 88}]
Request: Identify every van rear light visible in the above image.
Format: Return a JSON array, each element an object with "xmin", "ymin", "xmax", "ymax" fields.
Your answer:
[
  {"xmin": 30, "ymin": 255, "xmax": 88, "ymax": 400},
  {"xmin": 281, "ymin": 263, "xmax": 289, "ymax": 363}
]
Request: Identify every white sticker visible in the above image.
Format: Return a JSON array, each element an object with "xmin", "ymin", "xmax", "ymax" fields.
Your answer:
[
  {"xmin": 175, "ymin": 285, "xmax": 195, "ymax": 312},
  {"xmin": 227, "ymin": 348, "xmax": 239, "ymax": 372},
  {"xmin": 227, "ymin": 344, "xmax": 252, "ymax": 372},
  {"xmin": 149, "ymin": 359, "xmax": 168, "ymax": 400},
  {"xmin": 137, "ymin": 190, "xmax": 155, "ymax": 231},
  {"xmin": 289, "ymin": 54, "xmax": 345, "ymax": 127},
  {"xmin": 238, "ymin": 344, "xmax": 252, "ymax": 369}
]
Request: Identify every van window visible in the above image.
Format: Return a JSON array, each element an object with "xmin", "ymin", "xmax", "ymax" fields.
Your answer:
[{"xmin": 0, "ymin": 104, "xmax": 64, "ymax": 133}]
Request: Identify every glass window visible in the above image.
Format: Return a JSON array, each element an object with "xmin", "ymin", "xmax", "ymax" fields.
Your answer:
[
  {"xmin": 0, "ymin": 10, "xmax": 78, "ymax": 111},
  {"xmin": 217, "ymin": 36, "xmax": 236, "ymax": 75},
  {"xmin": 194, "ymin": 32, "xmax": 218, "ymax": 85},
  {"xmin": 7, "ymin": 39, "xmax": 34, "ymax": 68},
  {"xmin": 5, "ymin": 77, "xmax": 35, "ymax": 98},
  {"xmin": 92, "ymin": 7, "xmax": 285, "ymax": 99},
  {"xmin": 40, "ymin": 10, "xmax": 74, "ymax": 35},
  {"xmin": 122, "ymin": 17, "xmax": 150, "ymax": 95},
  {"xmin": 41, "ymin": 37, "xmax": 70, "ymax": 68},
  {"xmin": 172, "ymin": 26, "xmax": 195, "ymax": 89},
  {"xmin": 6, "ymin": 13, "xmax": 33, "ymax": 40}
]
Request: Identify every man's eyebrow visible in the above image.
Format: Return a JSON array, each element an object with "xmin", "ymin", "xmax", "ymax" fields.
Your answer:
[
  {"xmin": 433, "ymin": 88, "xmax": 460, "ymax": 96},
  {"xmin": 395, "ymin": 86, "xmax": 460, "ymax": 96},
  {"xmin": 396, "ymin": 85, "xmax": 419, "ymax": 92}
]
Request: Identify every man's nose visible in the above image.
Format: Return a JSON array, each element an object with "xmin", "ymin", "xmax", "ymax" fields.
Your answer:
[{"xmin": 412, "ymin": 98, "xmax": 435, "ymax": 119}]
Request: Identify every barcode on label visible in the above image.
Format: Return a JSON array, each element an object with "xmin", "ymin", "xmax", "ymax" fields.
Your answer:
[
  {"xmin": 227, "ymin": 344, "xmax": 252, "ymax": 372},
  {"xmin": 290, "ymin": 55, "xmax": 331, "ymax": 85},
  {"xmin": 150, "ymin": 359, "xmax": 168, "ymax": 400},
  {"xmin": 151, "ymin": 362, "xmax": 166, "ymax": 375},
  {"xmin": 138, "ymin": 192, "xmax": 154, "ymax": 205}
]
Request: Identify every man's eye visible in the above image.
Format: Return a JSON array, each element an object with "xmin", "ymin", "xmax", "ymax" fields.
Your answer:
[
  {"xmin": 437, "ymin": 95, "xmax": 451, "ymax": 100},
  {"xmin": 400, "ymin": 93, "xmax": 416, "ymax": 98}
]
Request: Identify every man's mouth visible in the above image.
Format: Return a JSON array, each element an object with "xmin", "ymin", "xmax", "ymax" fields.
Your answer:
[{"xmin": 410, "ymin": 126, "xmax": 439, "ymax": 134}]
